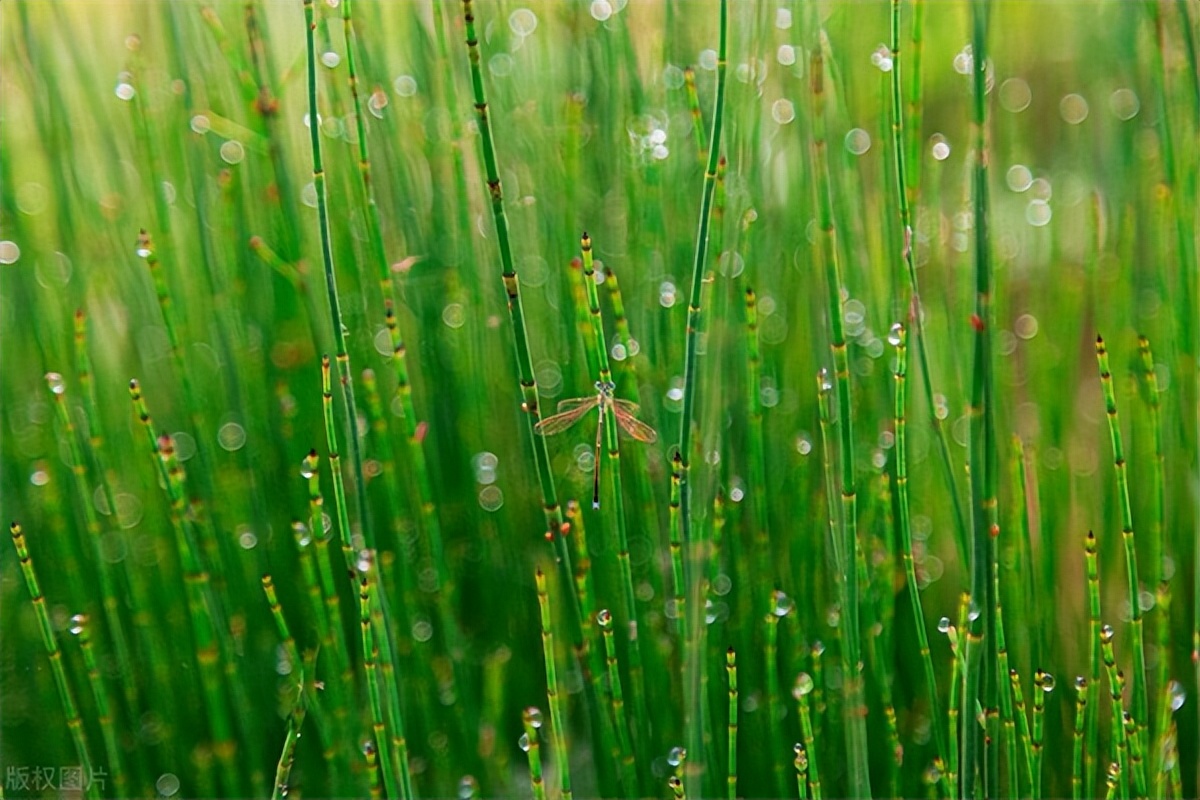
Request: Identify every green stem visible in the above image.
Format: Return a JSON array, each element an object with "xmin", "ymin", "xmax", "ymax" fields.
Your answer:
[
  {"xmin": 536, "ymin": 569, "xmax": 573, "ymax": 800},
  {"xmin": 811, "ymin": 44, "xmax": 871, "ymax": 798}
]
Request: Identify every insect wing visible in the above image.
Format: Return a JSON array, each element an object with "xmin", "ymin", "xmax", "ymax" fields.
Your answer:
[
  {"xmin": 534, "ymin": 397, "xmax": 598, "ymax": 436},
  {"xmin": 556, "ymin": 396, "xmax": 597, "ymax": 414},
  {"xmin": 613, "ymin": 406, "xmax": 658, "ymax": 443},
  {"xmin": 613, "ymin": 398, "xmax": 641, "ymax": 416}
]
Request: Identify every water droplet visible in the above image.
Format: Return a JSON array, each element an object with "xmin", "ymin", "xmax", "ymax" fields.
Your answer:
[
  {"xmin": 219, "ymin": 140, "xmax": 245, "ymax": 165},
  {"xmin": 930, "ymin": 135, "xmax": 951, "ymax": 161},
  {"xmin": 699, "ymin": 48, "xmax": 718, "ymax": 71},
  {"xmin": 1040, "ymin": 672, "xmax": 1056, "ymax": 692},
  {"xmin": 793, "ymin": 672, "xmax": 814, "ymax": 698},
  {"xmin": 597, "ymin": 608, "xmax": 613, "ymax": 627},
  {"xmin": 999, "ymin": 78, "xmax": 1032, "ymax": 112},
  {"xmin": 443, "ymin": 303, "xmax": 466, "ymax": 329},
  {"xmin": 590, "ymin": 0, "xmax": 613, "ymax": 21},
  {"xmin": 967, "ymin": 599, "xmax": 982, "ymax": 622},
  {"xmin": 1014, "ymin": 314, "xmax": 1039, "ymax": 340},
  {"xmin": 156, "ymin": 773, "xmax": 181, "ymax": 797},
  {"xmin": 818, "ymin": 368, "xmax": 832, "ymax": 393},
  {"xmin": 479, "ymin": 485, "xmax": 504, "ymax": 512},
  {"xmin": 509, "ymin": 8, "xmax": 538, "ymax": 35},
  {"xmin": 1169, "ymin": 680, "xmax": 1186, "ymax": 711},
  {"xmin": 45, "ymin": 372, "xmax": 65, "ymax": 395},
  {"xmin": 525, "ymin": 706, "xmax": 544, "ymax": 728},
  {"xmin": 937, "ymin": 617, "xmax": 951, "ymax": 634},
  {"xmin": 953, "ymin": 44, "xmax": 973, "ymax": 74},
  {"xmin": 844, "ymin": 128, "xmax": 871, "ymax": 155},
  {"xmin": 1060, "ymin": 93, "xmax": 1089, "ymax": 125},
  {"xmin": 1006, "ymin": 164, "xmax": 1033, "ymax": 192},
  {"xmin": 393, "ymin": 75, "xmax": 418, "ymax": 97},
  {"xmin": 796, "ymin": 434, "xmax": 813, "ymax": 455},
  {"xmin": 518, "ymin": 733, "xmax": 531, "ymax": 752},
  {"xmin": 775, "ymin": 7, "xmax": 792, "ymax": 28},
  {"xmin": 218, "ymin": 421, "xmax": 246, "ymax": 451},
  {"xmin": 69, "ymin": 614, "xmax": 86, "ymax": 635},
  {"xmin": 321, "ymin": 51, "xmax": 341, "ymax": 69},
  {"xmin": 1109, "ymin": 88, "xmax": 1139, "ymax": 121},
  {"xmin": 115, "ymin": 82, "xmax": 136, "ymax": 101},
  {"xmin": 777, "ymin": 45, "xmax": 796, "ymax": 66},
  {"xmin": 772, "ymin": 590, "xmax": 794, "ymax": 617},
  {"xmin": 412, "ymin": 618, "xmax": 433, "ymax": 642},
  {"xmin": 301, "ymin": 182, "xmax": 318, "ymax": 208},
  {"xmin": 659, "ymin": 280, "xmax": 677, "ymax": 307},
  {"xmin": 1026, "ymin": 200, "xmax": 1052, "ymax": 227},
  {"xmin": 1138, "ymin": 589, "xmax": 1155, "ymax": 612},
  {"xmin": 0, "ymin": 240, "xmax": 20, "ymax": 264},
  {"xmin": 887, "ymin": 323, "xmax": 903, "ymax": 346},
  {"xmin": 667, "ymin": 746, "xmax": 687, "ymax": 766},
  {"xmin": 772, "ymin": 98, "xmax": 795, "ymax": 125},
  {"xmin": 237, "ymin": 525, "xmax": 258, "ymax": 550},
  {"xmin": 1101, "ymin": 623, "xmax": 1115, "ymax": 640}
]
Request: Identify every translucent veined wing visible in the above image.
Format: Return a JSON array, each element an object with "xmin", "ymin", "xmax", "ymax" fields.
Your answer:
[
  {"xmin": 534, "ymin": 396, "xmax": 599, "ymax": 436},
  {"xmin": 612, "ymin": 406, "xmax": 658, "ymax": 443},
  {"xmin": 613, "ymin": 398, "xmax": 641, "ymax": 416},
  {"xmin": 556, "ymin": 396, "xmax": 597, "ymax": 414}
]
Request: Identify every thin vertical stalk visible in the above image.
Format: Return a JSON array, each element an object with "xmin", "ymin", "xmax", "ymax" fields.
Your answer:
[
  {"xmin": 302, "ymin": 0, "xmax": 371, "ymax": 551},
  {"xmin": 359, "ymin": 567, "xmax": 399, "ymax": 800},
  {"xmin": 1138, "ymin": 335, "xmax": 1172, "ymax": 788},
  {"xmin": 810, "ymin": 46, "xmax": 871, "ymax": 798},
  {"xmin": 745, "ymin": 288, "xmax": 773, "ymax": 615},
  {"xmin": 44, "ymin": 372, "xmax": 136, "ymax": 746},
  {"xmin": 70, "ymin": 614, "xmax": 125, "ymax": 797},
  {"xmin": 536, "ymin": 569, "xmax": 572, "ymax": 800},
  {"xmin": 794, "ymin": 743, "xmax": 809, "ymax": 800},
  {"xmin": 1009, "ymin": 668, "xmax": 1033, "ymax": 795},
  {"xmin": 1032, "ymin": 670, "xmax": 1050, "ymax": 799},
  {"xmin": 1086, "ymin": 530, "xmax": 1103, "ymax": 800},
  {"xmin": 964, "ymin": 2, "xmax": 996, "ymax": 795},
  {"xmin": 1096, "ymin": 335, "xmax": 1149, "ymax": 762},
  {"xmin": 565, "ymin": 503, "xmax": 625, "ymax": 797},
  {"xmin": 794, "ymin": 676, "xmax": 822, "ymax": 800},
  {"xmin": 996, "ymin": 566, "xmax": 1019, "ymax": 798},
  {"xmin": 599, "ymin": 609, "xmax": 637, "ymax": 799},
  {"xmin": 726, "ymin": 647, "xmax": 738, "ymax": 800},
  {"xmin": 10, "ymin": 523, "xmax": 97, "ymax": 800},
  {"xmin": 892, "ymin": 322, "xmax": 949, "ymax": 794},
  {"xmin": 677, "ymin": 3, "xmax": 727, "ymax": 790},
  {"xmin": 1073, "ymin": 677, "xmax": 1089, "ymax": 800},
  {"xmin": 684, "ymin": 67, "xmax": 707, "ymax": 164},
  {"xmin": 670, "ymin": 451, "xmax": 686, "ymax": 636},
  {"xmin": 889, "ymin": 0, "xmax": 969, "ymax": 560},
  {"xmin": 129, "ymin": 384, "xmax": 238, "ymax": 792},
  {"xmin": 580, "ymin": 234, "xmax": 649, "ymax": 746},
  {"xmin": 1101, "ymin": 625, "xmax": 1130, "ymax": 799},
  {"xmin": 459, "ymin": 0, "xmax": 566, "ymax": 546},
  {"xmin": 522, "ymin": 707, "xmax": 547, "ymax": 800}
]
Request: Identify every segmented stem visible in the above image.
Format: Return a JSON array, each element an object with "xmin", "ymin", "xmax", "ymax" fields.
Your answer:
[
  {"xmin": 536, "ymin": 569, "xmax": 573, "ymax": 800},
  {"xmin": 1096, "ymin": 335, "xmax": 1149, "ymax": 767},
  {"xmin": 811, "ymin": 46, "xmax": 871, "ymax": 797},
  {"xmin": 726, "ymin": 647, "xmax": 738, "ymax": 800},
  {"xmin": 11, "ymin": 523, "xmax": 98, "ymax": 800}
]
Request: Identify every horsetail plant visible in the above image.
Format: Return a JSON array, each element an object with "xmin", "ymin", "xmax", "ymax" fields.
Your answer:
[
  {"xmin": 1095, "ymin": 335, "xmax": 1149, "ymax": 764},
  {"xmin": 521, "ymin": 706, "xmax": 547, "ymax": 800},
  {"xmin": 676, "ymin": 1, "xmax": 727, "ymax": 786},
  {"xmin": 10, "ymin": 522, "xmax": 98, "ymax": 800},
  {"xmin": 1074, "ymin": 677, "xmax": 1089, "ymax": 800},
  {"xmin": 964, "ymin": 1, "xmax": 998, "ymax": 793},
  {"xmin": 598, "ymin": 608, "xmax": 637, "ymax": 799},
  {"xmin": 536, "ymin": 568, "xmax": 573, "ymax": 800},
  {"xmin": 810, "ymin": 45, "xmax": 871, "ymax": 798},
  {"xmin": 891, "ymin": 321, "xmax": 950, "ymax": 794}
]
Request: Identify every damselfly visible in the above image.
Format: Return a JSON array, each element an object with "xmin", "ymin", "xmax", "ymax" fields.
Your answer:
[{"xmin": 534, "ymin": 380, "xmax": 657, "ymax": 509}]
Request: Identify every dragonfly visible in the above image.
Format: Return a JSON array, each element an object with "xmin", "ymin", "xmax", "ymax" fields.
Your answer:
[{"xmin": 534, "ymin": 380, "xmax": 657, "ymax": 509}]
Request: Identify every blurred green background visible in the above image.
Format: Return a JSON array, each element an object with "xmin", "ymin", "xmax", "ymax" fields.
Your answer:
[{"xmin": 1, "ymin": 0, "xmax": 1197, "ymax": 797}]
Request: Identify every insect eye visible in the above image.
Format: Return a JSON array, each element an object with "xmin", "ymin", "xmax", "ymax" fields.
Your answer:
[
  {"xmin": 604, "ymin": 381, "xmax": 616, "ymax": 391},
  {"xmin": 594, "ymin": 380, "xmax": 603, "ymax": 391}
]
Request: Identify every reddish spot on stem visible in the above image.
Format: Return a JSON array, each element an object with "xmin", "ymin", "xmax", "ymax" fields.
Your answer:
[
  {"xmin": 414, "ymin": 421, "xmax": 428, "ymax": 444},
  {"xmin": 970, "ymin": 313, "xmax": 985, "ymax": 332}
]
